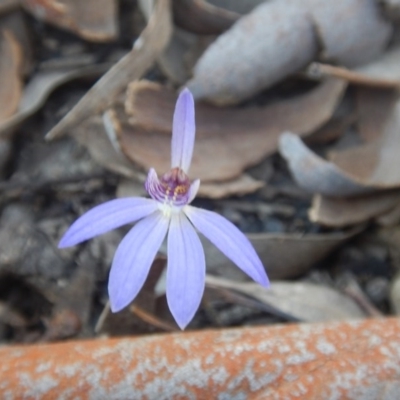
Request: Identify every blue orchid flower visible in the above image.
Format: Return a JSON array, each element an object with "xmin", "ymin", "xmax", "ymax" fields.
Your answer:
[{"xmin": 59, "ymin": 88, "xmax": 270, "ymax": 329}]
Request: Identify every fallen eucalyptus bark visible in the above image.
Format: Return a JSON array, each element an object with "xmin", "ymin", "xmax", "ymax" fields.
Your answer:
[{"xmin": 1, "ymin": 318, "xmax": 399, "ymax": 398}]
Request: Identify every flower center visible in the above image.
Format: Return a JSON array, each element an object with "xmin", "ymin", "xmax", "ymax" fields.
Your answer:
[
  {"xmin": 145, "ymin": 167, "xmax": 193, "ymax": 212},
  {"xmin": 160, "ymin": 167, "xmax": 190, "ymax": 202}
]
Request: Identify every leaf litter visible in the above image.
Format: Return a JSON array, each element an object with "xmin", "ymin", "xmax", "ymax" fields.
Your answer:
[
  {"xmin": 45, "ymin": 0, "xmax": 173, "ymax": 140},
  {"xmin": 121, "ymin": 78, "xmax": 346, "ymax": 181},
  {"xmin": 187, "ymin": 0, "xmax": 392, "ymax": 104},
  {"xmin": 23, "ymin": 0, "xmax": 119, "ymax": 42},
  {"xmin": 0, "ymin": 29, "xmax": 23, "ymax": 125},
  {"xmin": 205, "ymin": 274, "xmax": 366, "ymax": 322}
]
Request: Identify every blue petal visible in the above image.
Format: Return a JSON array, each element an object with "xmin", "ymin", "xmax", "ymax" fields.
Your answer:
[
  {"xmin": 187, "ymin": 179, "xmax": 200, "ymax": 204},
  {"xmin": 184, "ymin": 206, "xmax": 270, "ymax": 287},
  {"xmin": 167, "ymin": 212, "xmax": 205, "ymax": 329},
  {"xmin": 171, "ymin": 88, "xmax": 195, "ymax": 173},
  {"xmin": 108, "ymin": 211, "xmax": 169, "ymax": 312},
  {"xmin": 59, "ymin": 198, "xmax": 158, "ymax": 248}
]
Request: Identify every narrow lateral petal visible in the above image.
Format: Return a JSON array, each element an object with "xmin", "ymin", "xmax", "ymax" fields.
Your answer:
[
  {"xmin": 184, "ymin": 206, "xmax": 270, "ymax": 287},
  {"xmin": 187, "ymin": 179, "xmax": 200, "ymax": 204},
  {"xmin": 167, "ymin": 212, "xmax": 205, "ymax": 329},
  {"xmin": 171, "ymin": 88, "xmax": 195, "ymax": 173},
  {"xmin": 59, "ymin": 198, "xmax": 158, "ymax": 248},
  {"xmin": 108, "ymin": 211, "xmax": 169, "ymax": 312}
]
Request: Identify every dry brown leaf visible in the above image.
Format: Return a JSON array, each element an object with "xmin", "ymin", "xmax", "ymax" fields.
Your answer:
[
  {"xmin": 156, "ymin": 29, "xmax": 199, "ymax": 84},
  {"xmin": 203, "ymin": 226, "xmax": 362, "ymax": 280},
  {"xmin": 0, "ymin": 29, "xmax": 22, "ymax": 124},
  {"xmin": 0, "ymin": 64, "xmax": 110, "ymax": 137},
  {"xmin": 1, "ymin": 10, "xmax": 34, "ymax": 76},
  {"xmin": 160, "ymin": 30, "xmax": 216, "ymax": 85},
  {"xmin": 122, "ymin": 78, "xmax": 346, "ymax": 182},
  {"xmin": 172, "ymin": 0, "xmax": 239, "ymax": 34},
  {"xmin": 280, "ymin": 95, "xmax": 400, "ymax": 196},
  {"xmin": 198, "ymin": 175, "xmax": 264, "ymax": 198},
  {"xmin": 205, "ymin": 275, "xmax": 366, "ymax": 321},
  {"xmin": 307, "ymin": 0, "xmax": 392, "ymax": 67},
  {"xmin": 0, "ymin": 28, "xmax": 20, "ymax": 174},
  {"xmin": 157, "ymin": 28, "xmax": 215, "ymax": 85},
  {"xmin": 45, "ymin": 0, "xmax": 172, "ymax": 141},
  {"xmin": 72, "ymin": 111, "xmax": 264, "ymax": 199},
  {"xmin": 22, "ymin": 0, "xmax": 118, "ymax": 42},
  {"xmin": 73, "ymin": 116, "xmax": 143, "ymax": 180},
  {"xmin": 187, "ymin": 0, "xmax": 391, "ymax": 104},
  {"xmin": 330, "ymin": 99, "xmax": 400, "ymax": 187},
  {"xmin": 309, "ymin": 191, "xmax": 400, "ymax": 227},
  {"xmin": 306, "ymin": 113, "xmax": 356, "ymax": 144},
  {"xmin": 279, "ymin": 132, "xmax": 371, "ymax": 196},
  {"xmin": 187, "ymin": 0, "xmax": 318, "ymax": 104},
  {"xmin": 306, "ymin": 93, "xmax": 356, "ymax": 144},
  {"xmin": 356, "ymin": 87, "xmax": 398, "ymax": 142},
  {"xmin": 139, "ymin": 0, "xmax": 215, "ymax": 85}
]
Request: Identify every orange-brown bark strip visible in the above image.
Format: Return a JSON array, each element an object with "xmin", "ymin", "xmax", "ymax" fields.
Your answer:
[{"xmin": 0, "ymin": 317, "xmax": 400, "ymax": 399}]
